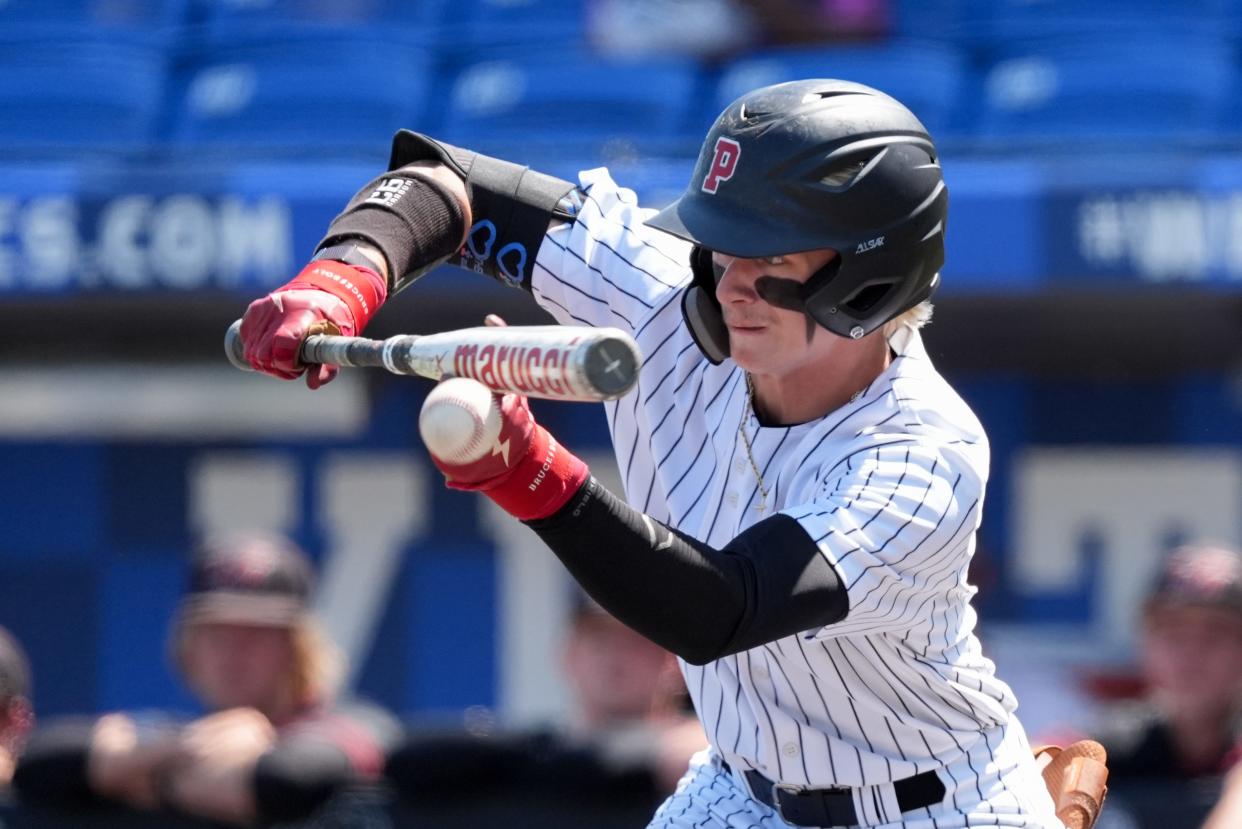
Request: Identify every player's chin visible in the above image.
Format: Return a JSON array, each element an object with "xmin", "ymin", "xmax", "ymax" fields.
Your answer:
[{"xmin": 727, "ymin": 339, "xmax": 773, "ymax": 373}]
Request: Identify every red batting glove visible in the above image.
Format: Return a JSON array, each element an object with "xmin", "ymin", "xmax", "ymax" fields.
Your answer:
[
  {"xmin": 240, "ymin": 260, "xmax": 388, "ymax": 389},
  {"xmin": 430, "ymin": 392, "xmax": 590, "ymax": 521}
]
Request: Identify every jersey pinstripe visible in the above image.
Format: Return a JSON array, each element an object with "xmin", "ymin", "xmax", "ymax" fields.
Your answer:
[{"xmin": 530, "ymin": 169, "xmax": 1041, "ymax": 810}]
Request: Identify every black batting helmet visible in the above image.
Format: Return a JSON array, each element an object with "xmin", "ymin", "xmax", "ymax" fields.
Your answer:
[{"xmin": 646, "ymin": 79, "xmax": 948, "ymax": 363}]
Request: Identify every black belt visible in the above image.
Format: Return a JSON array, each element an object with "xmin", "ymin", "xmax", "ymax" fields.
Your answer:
[{"xmin": 722, "ymin": 762, "xmax": 945, "ymax": 828}]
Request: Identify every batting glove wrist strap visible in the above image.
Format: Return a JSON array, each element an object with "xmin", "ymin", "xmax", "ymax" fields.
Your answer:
[
  {"xmin": 431, "ymin": 394, "xmax": 589, "ymax": 521},
  {"xmin": 282, "ymin": 260, "xmax": 387, "ymax": 336}
]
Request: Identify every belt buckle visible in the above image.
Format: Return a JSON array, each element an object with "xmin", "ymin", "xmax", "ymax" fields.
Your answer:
[{"xmin": 772, "ymin": 781, "xmax": 807, "ymax": 798}]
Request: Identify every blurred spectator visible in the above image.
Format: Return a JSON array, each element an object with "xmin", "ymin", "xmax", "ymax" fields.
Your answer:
[
  {"xmin": 385, "ymin": 594, "xmax": 706, "ymax": 826},
  {"xmin": 588, "ymin": 0, "xmax": 757, "ymax": 59},
  {"xmin": 588, "ymin": 0, "xmax": 889, "ymax": 59},
  {"xmin": 13, "ymin": 534, "xmax": 399, "ymax": 826},
  {"xmin": 736, "ymin": 0, "xmax": 890, "ymax": 46},
  {"xmin": 0, "ymin": 626, "xmax": 33, "ymax": 790},
  {"xmin": 1090, "ymin": 543, "xmax": 1242, "ymax": 829},
  {"xmin": 559, "ymin": 594, "xmax": 707, "ymax": 792}
]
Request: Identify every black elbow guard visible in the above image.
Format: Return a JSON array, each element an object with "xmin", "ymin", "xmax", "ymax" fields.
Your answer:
[
  {"xmin": 387, "ymin": 131, "xmax": 580, "ymax": 291},
  {"xmin": 318, "ymin": 167, "xmax": 466, "ymax": 296}
]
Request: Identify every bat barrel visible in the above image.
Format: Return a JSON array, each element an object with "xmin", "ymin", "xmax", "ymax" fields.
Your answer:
[{"xmin": 397, "ymin": 326, "xmax": 641, "ymax": 401}]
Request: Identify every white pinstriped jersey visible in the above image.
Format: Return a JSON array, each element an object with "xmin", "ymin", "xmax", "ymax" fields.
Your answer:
[{"xmin": 531, "ymin": 169, "xmax": 1021, "ymax": 792}]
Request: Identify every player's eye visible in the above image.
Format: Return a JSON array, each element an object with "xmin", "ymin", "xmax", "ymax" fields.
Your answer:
[{"xmin": 762, "ymin": 255, "xmax": 786, "ymax": 266}]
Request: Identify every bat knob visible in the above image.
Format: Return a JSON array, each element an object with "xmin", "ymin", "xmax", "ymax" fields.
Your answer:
[
  {"xmin": 224, "ymin": 319, "xmax": 253, "ymax": 371},
  {"xmin": 583, "ymin": 334, "xmax": 640, "ymax": 398}
]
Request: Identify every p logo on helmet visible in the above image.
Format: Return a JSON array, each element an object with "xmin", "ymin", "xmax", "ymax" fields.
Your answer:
[{"xmin": 701, "ymin": 137, "xmax": 741, "ymax": 194}]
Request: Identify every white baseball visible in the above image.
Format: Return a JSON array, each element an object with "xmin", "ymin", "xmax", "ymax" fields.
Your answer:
[{"xmin": 419, "ymin": 377, "xmax": 503, "ymax": 464}]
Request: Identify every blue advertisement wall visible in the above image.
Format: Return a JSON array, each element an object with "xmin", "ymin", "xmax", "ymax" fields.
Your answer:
[{"xmin": 7, "ymin": 153, "xmax": 1242, "ymax": 298}]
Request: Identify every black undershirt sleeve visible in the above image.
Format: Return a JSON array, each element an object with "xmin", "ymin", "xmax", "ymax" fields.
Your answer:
[{"xmin": 524, "ymin": 477, "xmax": 849, "ymax": 665}]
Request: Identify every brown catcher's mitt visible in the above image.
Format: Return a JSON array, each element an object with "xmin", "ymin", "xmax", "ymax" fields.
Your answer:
[{"xmin": 1033, "ymin": 741, "xmax": 1109, "ymax": 829}]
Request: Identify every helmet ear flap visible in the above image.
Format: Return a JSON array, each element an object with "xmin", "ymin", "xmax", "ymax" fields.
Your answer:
[
  {"xmin": 682, "ymin": 245, "xmax": 729, "ymax": 364},
  {"xmin": 682, "ymin": 286, "xmax": 729, "ymax": 365}
]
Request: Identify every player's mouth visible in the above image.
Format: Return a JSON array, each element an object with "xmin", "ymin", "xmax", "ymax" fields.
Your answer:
[{"xmin": 726, "ymin": 320, "xmax": 767, "ymax": 335}]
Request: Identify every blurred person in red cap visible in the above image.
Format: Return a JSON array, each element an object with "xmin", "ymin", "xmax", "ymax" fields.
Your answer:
[
  {"xmin": 0, "ymin": 626, "xmax": 33, "ymax": 791},
  {"xmin": 1089, "ymin": 542, "xmax": 1242, "ymax": 829},
  {"xmin": 13, "ymin": 533, "xmax": 399, "ymax": 826}
]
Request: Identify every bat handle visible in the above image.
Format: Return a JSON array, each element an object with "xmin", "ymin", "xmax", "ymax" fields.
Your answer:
[
  {"xmin": 224, "ymin": 319, "xmax": 252, "ymax": 371},
  {"xmin": 224, "ymin": 319, "xmax": 338, "ymax": 373}
]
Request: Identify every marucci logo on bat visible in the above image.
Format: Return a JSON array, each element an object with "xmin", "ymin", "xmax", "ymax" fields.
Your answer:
[{"xmin": 453, "ymin": 343, "xmax": 575, "ymax": 396}]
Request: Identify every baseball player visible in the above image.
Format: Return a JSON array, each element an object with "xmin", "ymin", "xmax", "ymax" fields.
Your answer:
[{"xmin": 240, "ymin": 80, "xmax": 1068, "ymax": 828}]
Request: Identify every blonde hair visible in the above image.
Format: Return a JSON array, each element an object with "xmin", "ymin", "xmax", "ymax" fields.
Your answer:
[
  {"xmin": 289, "ymin": 617, "xmax": 345, "ymax": 705},
  {"xmin": 171, "ymin": 614, "xmax": 345, "ymax": 709},
  {"xmin": 882, "ymin": 300, "xmax": 934, "ymax": 337}
]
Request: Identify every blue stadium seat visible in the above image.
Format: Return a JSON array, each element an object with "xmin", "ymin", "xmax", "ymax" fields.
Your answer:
[
  {"xmin": 0, "ymin": 36, "xmax": 167, "ymax": 150},
  {"xmin": 975, "ymin": 34, "xmax": 1232, "ymax": 144},
  {"xmin": 188, "ymin": 0, "xmax": 443, "ymax": 42},
  {"xmin": 438, "ymin": 52, "xmax": 703, "ymax": 157},
  {"xmin": 0, "ymin": 0, "xmax": 187, "ymax": 41},
  {"xmin": 965, "ymin": 0, "xmax": 1231, "ymax": 42},
  {"xmin": 891, "ymin": 0, "xmax": 975, "ymax": 42},
  {"xmin": 436, "ymin": 0, "xmax": 586, "ymax": 47},
  {"xmin": 167, "ymin": 38, "xmax": 432, "ymax": 155},
  {"xmin": 714, "ymin": 41, "xmax": 970, "ymax": 142}
]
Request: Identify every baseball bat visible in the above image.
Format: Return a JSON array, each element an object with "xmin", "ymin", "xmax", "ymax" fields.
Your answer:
[{"xmin": 224, "ymin": 320, "xmax": 641, "ymax": 402}]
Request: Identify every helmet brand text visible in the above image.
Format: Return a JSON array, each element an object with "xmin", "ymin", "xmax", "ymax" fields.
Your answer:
[{"xmin": 855, "ymin": 236, "xmax": 885, "ymax": 254}]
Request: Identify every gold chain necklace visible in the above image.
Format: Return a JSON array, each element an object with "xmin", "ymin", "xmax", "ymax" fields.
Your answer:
[
  {"xmin": 739, "ymin": 374, "xmax": 770, "ymax": 514},
  {"xmin": 739, "ymin": 374, "xmax": 868, "ymax": 515}
]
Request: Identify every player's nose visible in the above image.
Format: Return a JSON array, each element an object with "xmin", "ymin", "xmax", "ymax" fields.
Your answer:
[{"xmin": 715, "ymin": 256, "xmax": 763, "ymax": 304}]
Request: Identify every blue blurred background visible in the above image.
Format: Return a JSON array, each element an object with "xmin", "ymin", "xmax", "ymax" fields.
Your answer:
[{"xmin": 1, "ymin": 0, "xmax": 1241, "ymax": 742}]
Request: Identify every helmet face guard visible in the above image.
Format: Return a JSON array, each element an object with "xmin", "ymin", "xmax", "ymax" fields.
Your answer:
[{"xmin": 647, "ymin": 80, "xmax": 947, "ymax": 363}]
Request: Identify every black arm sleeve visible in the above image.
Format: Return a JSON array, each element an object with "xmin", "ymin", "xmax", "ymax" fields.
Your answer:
[
  {"xmin": 11, "ymin": 719, "xmax": 100, "ymax": 807},
  {"xmin": 251, "ymin": 740, "xmax": 354, "ymax": 824},
  {"xmin": 525, "ymin": 477, "xmax": 849, "ymax": 665}
]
